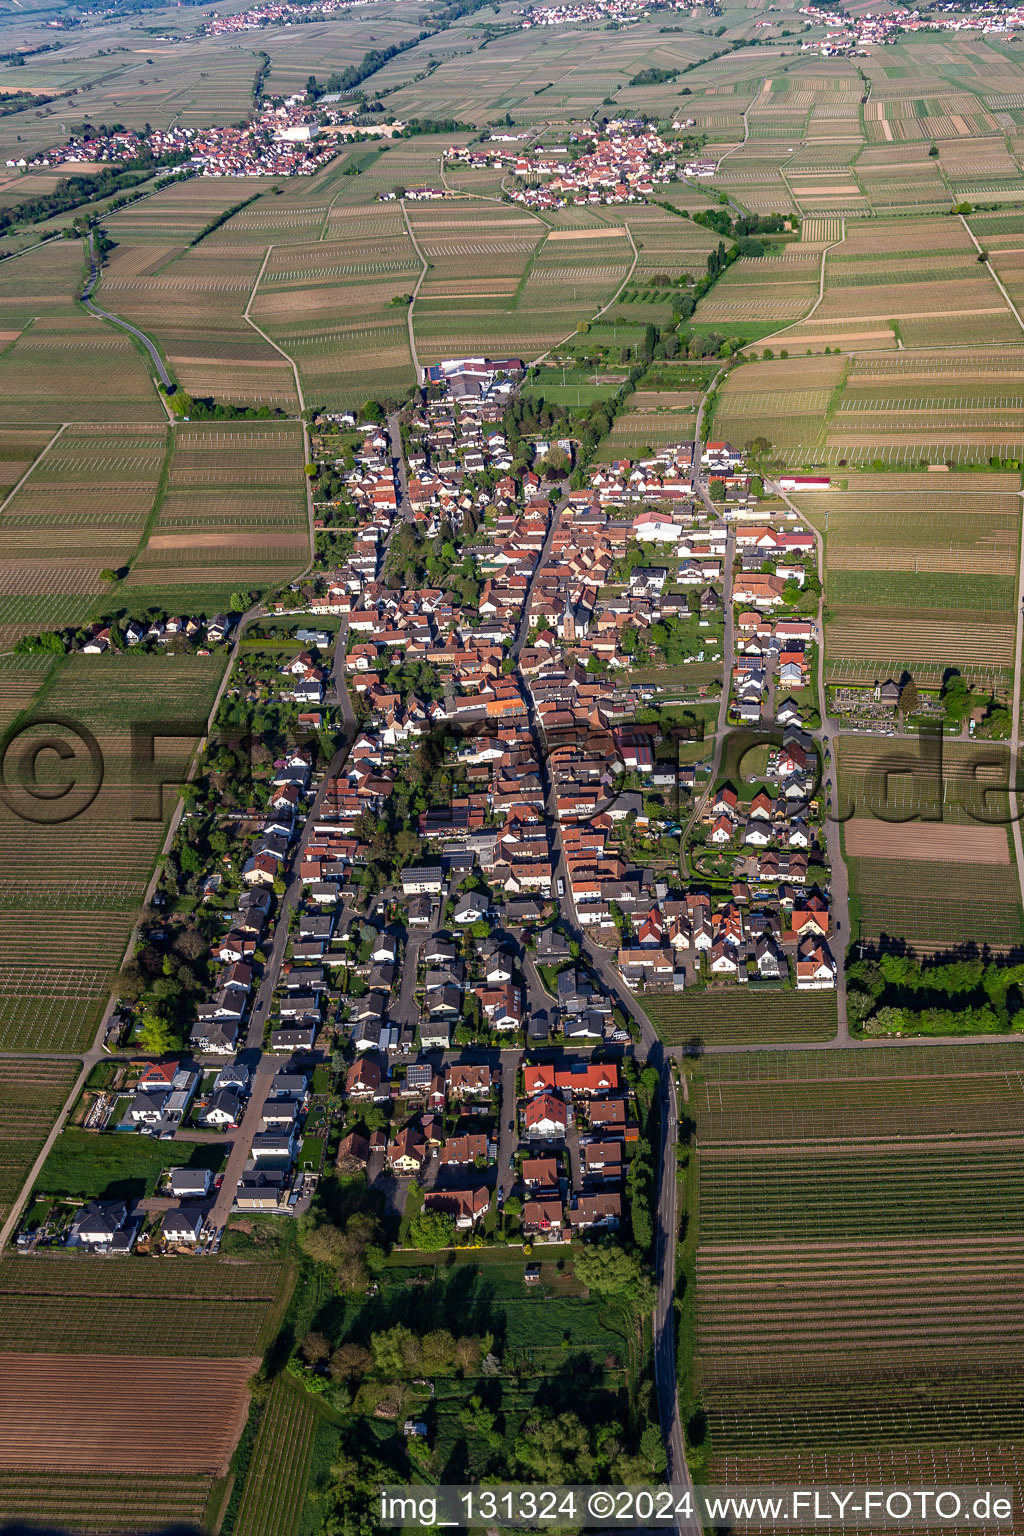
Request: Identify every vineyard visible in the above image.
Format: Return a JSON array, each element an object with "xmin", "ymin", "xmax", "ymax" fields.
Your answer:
[
  {"xmin": 0, "ymin": 1257, "xmax": 287, "ymax": 1355},
  {"xmin": 691, "ymin": 1045, "xmax": 1024, "ymax": 1497},
  {"xmin": 0, "ymin": 652, "xmax": 223, "ymax": 1051},
  {"xmin": 0, "ymin": 1469, "xmax": 213, "ymax": 1533},
  {"xmin": 233, "ymin": 1375, "xmax": 320, "ymax": 1536},
  {"xmin": 0, "ymin": 1058, "xmax": 80, "ymax": 1222},
  {"xmin": 644, "ymin": 988, "xmax": 837, "ymax": 1046}
]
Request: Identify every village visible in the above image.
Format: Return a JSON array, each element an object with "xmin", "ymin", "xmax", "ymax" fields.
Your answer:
[
  {"xmin": 516, "ymin": 0, "xmax": 689, "ymax": 26},
  {"xmin": 444, "ymin": 125, "xmax": 681, "ymax": 210},
  {"xmin": 23, "ymin": 354, "xmax": 835, "ymax": 1258},
  {"xmin": 16, "ymin": 93, "xmax": 353, "ymax": 176}
]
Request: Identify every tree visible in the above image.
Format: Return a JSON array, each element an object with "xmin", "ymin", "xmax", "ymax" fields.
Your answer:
[
  {"xmin": 229, "ymin": 590, "xmax": 250, "ymax": 614},
  {"xmin": 574, "ymin": 1242, "xmax": 653, "ymax": 1305},
  {"xmin": 329, "ymin": 1342, "xmax": 372, "ymax": 1382},
  {"xmin": 512, "ymin": 1411, "xmax": 597, "ymax": 1483},
  {"xmin": 941, "ymin": 672, "xmax": 972, "ymax": 723},
  {"xmin": 301, "ymin": 1331, "xmax": 330, "ymax": 1366},
  {"xmin": 137, "ymin": 1010, "xmax": 177, "ymax": 1055},
  {"xmin": 408, "ymin": 1208, "xmax": 455, "ymax": 1250},
  {"xmin": 99, "ymin": 567, "xmax": 119, "ymax": 582},
  {"xmin": 370, "ymin": 1324, "xmax": 420, "ymax": 1377},
  {"xmin": 709, "ymin": 477, "xmax": 727, "ymax": 502}
]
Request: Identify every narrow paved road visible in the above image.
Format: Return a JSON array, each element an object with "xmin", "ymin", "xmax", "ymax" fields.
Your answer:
[
  {"xmin": 399, "ymin": 202, "xmax": 428, "ymax": 382},
  {"xmin": 496, "ymin": 1052, "xmax": 520, "ymax": 1197},
  {"xmin": 769, "ymin": 476, "xmax": 851, "ymax": 1037},
  {"xmin": 205, "ymin": 1056, "xmax": 277, "ymax": 1230},
  {"xmin": 82, "ymin": 235, "xmax": 172, "ymax": 388},
  {"xmin": 509, "ymin": 496, "xmax": 700, "ymax": 1532}
]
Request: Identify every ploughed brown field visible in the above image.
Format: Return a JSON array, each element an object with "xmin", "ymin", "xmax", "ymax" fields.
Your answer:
[
  {"xmin": 0, "ymin": 1354, "xmax": 256, "ymax": 1473},
  {"xmin": 844, "ymin": 819, "xmax": 1011, "ymax": 864}
]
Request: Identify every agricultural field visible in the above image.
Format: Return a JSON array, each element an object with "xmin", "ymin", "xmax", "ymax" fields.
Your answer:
[
  {"xmin": 0, "ymin": 1058, "xmax": 79, "ymax": 1224},
  {"xmin": 790, "ymin": 472, "xmax": 1021, "ymax": 685},
  {"xmin": 821, "ymin": 353, "xmax": 1024, "ymax": 468},
  {"xmin": 712, "ymin": 353, "xmax": 848, "ymax": 463},
  {"xmin": 839, "ymin": 736, "xmax": 1023, "ymax": 954},
  {"xmin": 125, "ymin": 419, "xmax": 309, "ymax": 607},
  {"xmin": 0, "ymin": 1469, "xmax": 214, "ymax": 1535},
  {"xmin": 0, "ymin": 653, "xmax": 223, "ymax": 1052},
  {"xmin": 410, "ymin": 201, "xmax": 616, "ymax": 367},
  {"xmin": 693, "ymin": 245, "xmax": 823, "ymax": 329},
  {"xmin": 233, "ymin": 1374, "xmax": 321, "ymax": 1536},
  {"xmin": 644, "ymin": 988, "xmax": 837, "ymax": 1046},
  {"xmin": 0, "ymin": 423, "xmax": 170, "ymax": 631},
  {"xmin": 690, "ymin": 1044, "xmax": 1024, "ymax": 1507},
  {"xmin": 0, "ymin": 1352, "xmax": 255, "ymax": 1471},
  {"xmin": 249, "ymin": 192, "xmax": 421, "ymax": 410},
  {"xmin": 767, "ymin": 218, "xmax": 1024, "ymax": 354},
  {"xmin": 0, "ymin": 1256, "xmax": 287, "ymax": 1355}
]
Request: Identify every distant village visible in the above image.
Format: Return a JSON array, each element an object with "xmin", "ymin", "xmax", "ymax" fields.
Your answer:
[
  {"xmin": 202, "ymin": 0, "xmax": 378, "ymax": 34},
  {"xmin": 516, "ymin": 0, "xmax": 689, "ymax": 26},
  {"xmin": 15, "ymin": 94, "xmax": 352, "ymax": 176},
  {"xmin": 445, "ymin": 125, "xmax": 683, "ymax": 210}
]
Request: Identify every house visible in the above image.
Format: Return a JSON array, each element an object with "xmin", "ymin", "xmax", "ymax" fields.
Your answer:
[
  {"xmin": 262, "ymin": 1099, "xmax": 302, "ymax": 1131},
  {"xmin": 337, "ymin": 1131, "xmax": 371, "ymax": 1169},
  {"xmin": 583, "ymin": 1141, "xmax": 623, "ymax": 1179},
  {"xmin": 588, "ymin": 1097, "xmax": 627, "ymax": 1133},
  {"xmin": 68, "ymin": 1200, "xmax": 133, "ymax": 1249},
  {"xmin": 754, "ymin": 937, "xmax": 784, "ymax": 979},
  {"xmin": 422, "ymin": 1185, "xmax": 489, "ymax": 1229},
  {"xmin": 400, "ymin": 1062, "xmax": 436, "ymax": 1098},
  {"xmin": 161, "ymin": 1207, "xmax": 205, "ymax": 1245},
  {"xmin": 554, "ymin": 1061, "xmax": 618, "ymax": 1098},
  {"xmin": 419, "ymin": 1018, "xmax": 451, "ymax": 1050},
  {"xmin": 271, "ymin": 1024, "xmax": 318, "ymax": 1052},
  {"xmin": 251, "ymin": 1129, "xmax": 299, "ymax": 1162},
  {"xmin": 440, "ymin": 1133, "xmax": 490, "ymax": 1166},
  {"xmin": 271, "ymin": 1069, "xmax": 310, "ymax": 1101},
  {"xmin": 524, "ymin": 1092, "xmax": 568, "ymax": 1140},
  {"xmin": 191, "ymin": 1017, "xmax": 241, "ymax": 1056},
  {"xmin": 213, "ymin": 1062, "xmax": 251, "ymax": 1096},
  {"xmin": 346, "ymin": 1056, "xmax": 385, "ymax": 1100},
  {"xmin": 168, "ymin": 1167, "xmax": 213, "ymax": 1198},
  {"xmin": 235, "ymin": 1169, "xmax": 289, "ymax": 1211},
  {"xmin": 524, "ymin": 1062, "xmax": 556, "ymax": 1096},
  {"xmin": 128, "ymin": 1067, "xmax": 199, "ymax": 1130},
  {"xmin": 523, "ymin": 1198, "xmax": 564, "ymax": 1236},
  {"xmin": 453, "ymin": 891, "xmax": 489, "ymax": 924},
  {"xmin": 447, "ymin": 1062, "xmax": 494, "ymax": 1098},
  {"xmin": 402, "ymin": 865, "xmax": 444, "ymax": 895},
  {"xmin": 522, "ymin": 1156, "xmax": 561, "ymax": 1189},
  {"xmin": 796, "ymin": 939, "xmax": 837, "ymax": 990},
  {"xmin": 202, "ymin": 1087, "xmax": 244, "ymax": 1127},
  {"xmin": 388, "ymin": 1125, "xmax": 428, "ymax": 1173},
  {"xmin": 568, "ymin": 1192, "xmax": 622, "ymax": 1231}
]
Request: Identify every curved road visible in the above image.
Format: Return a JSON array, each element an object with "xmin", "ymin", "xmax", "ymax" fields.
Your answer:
[{"xmin": 82, "ymin": 236, "xmax": 172, "ymax": 389}]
